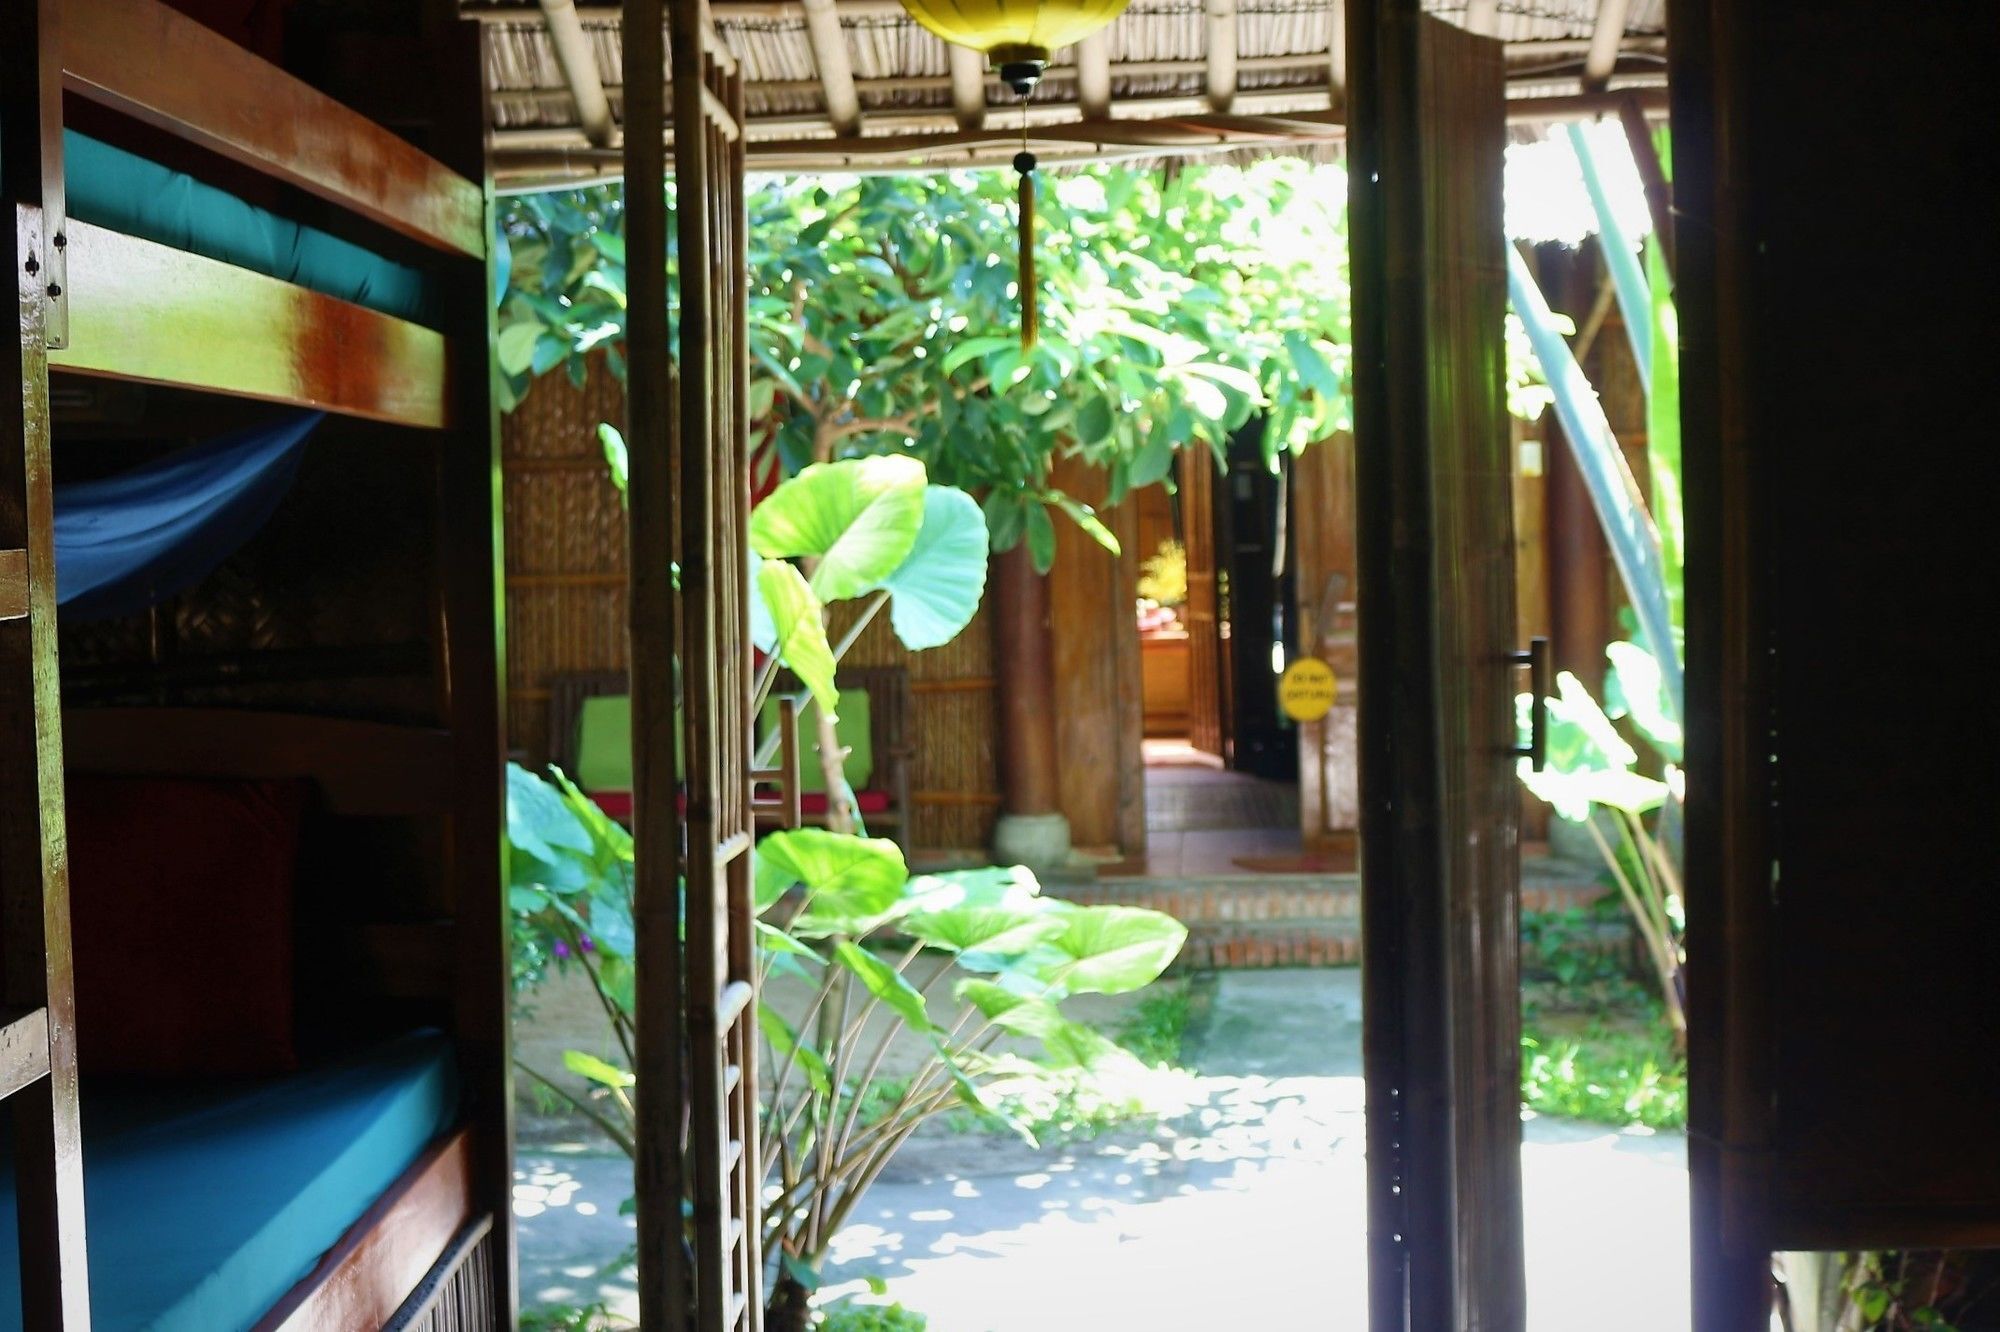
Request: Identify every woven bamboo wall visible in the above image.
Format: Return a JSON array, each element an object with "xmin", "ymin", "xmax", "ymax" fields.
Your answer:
[
  {"xmin": 502, "ymin": 357, "xmax": 628, "ymax": 768},
  {"xmin": 502, "ymin": 362, "xmax": 1003, "ymax": 853}
]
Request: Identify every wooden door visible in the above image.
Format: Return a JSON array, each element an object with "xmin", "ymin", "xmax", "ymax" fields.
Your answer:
[
  {"xmin": 1178, "ymin": 446, "xmax": 1227, "ymax": 759},
  {"xmin": 1347, "ymin": 8, "xmax": 1522, "ymax": 1331},
  {"xmin": 627, "ymin": 2, "xmax": 760, "ymax": 1328},
  {"xmin": 1675, "ymin": 4, "xmax": 2000, "ymax": 1326},
  {"xmin": 1292, "ymin": 434, "xmax": 1361, "ymax": 855}
]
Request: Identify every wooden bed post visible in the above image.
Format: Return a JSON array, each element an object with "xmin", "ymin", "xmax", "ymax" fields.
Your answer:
[
  {"xmin": 422, "ymin": 10, "xmax": 517, "ymax": 1327},
  {"xmin": 622, "ymin": 0, "xmax": 692, "ymax": 1326},
  {"xmin": 1, "ymin": 2, "xmax": 92, "ymax": 1328}
]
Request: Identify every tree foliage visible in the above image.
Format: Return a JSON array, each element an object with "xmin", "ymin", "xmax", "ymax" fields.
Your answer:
[{"xmin": 496, "ymin": 161, "xmax": 1354, "ymax": 569}]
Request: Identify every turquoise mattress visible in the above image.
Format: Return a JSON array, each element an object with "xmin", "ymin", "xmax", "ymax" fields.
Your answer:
[
  {"xmin": 63, "ymin": 129, "xmax": 443, "ymax": 326},
  {"xmin": 0, "ymin": 1030, "xmax": 460, "ymax": 1332}
]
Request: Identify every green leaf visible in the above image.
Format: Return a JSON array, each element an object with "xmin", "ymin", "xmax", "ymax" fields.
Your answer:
[
  {"xmin": 756, "ymin": 560, "xmax": 840, "ymax": 715},
  {"xmin": 748, "ymin": 456, "xmax": 929, "ymax": 601},
  {"xmin": 507, "ymin": 763, "xmax": 592, "ymax": 864},
  {"xmin": 882, "ymin": 486, "xmax": 989, "ymax": 651},
  {"xmin": 597, "ymin": 422, "xmax": 628, "ymax": 496},
  {"xmin": 496, "ymin": 322, "xmax": 542, "ymax": 376},
  {"xmin": 563, "ymin": 1049, "xmax": 635, "ymax": 1090},
  {"xmin": 1605, "ymin": 640, "xmax": 1683, "ymax": 763},
  {"xmin": 1031, "ymin": 904, "xmax": 1187, "ymax": 995},
  {"xmin": 754, "ymin": 827, "xmax": 907, "ymax": 926},
  {"xmin": 833, "ymin": 940, "xmax": 933, "ymax": 1033},
  {"xmin": 900, "ymin": 867, "xmax": 1061, "ymax": 955},
  {"xmin": 1285, "ymin": 330, "xmax": 1344, "ymax": 399},
  {"xmin": 940, "ymin": 335, "xmax": 1018, "ymax": 377},
  {"xmin": 1025, "ymin": 503, "xmax": 1056, "ymax": 574},
  {"xmin": 1047, "ymin": 491, "xmax": 1121, "ymax": 556},
  {"xmin": 1075, "ymin": 395, "xmax": 1115, "ymax": 447}
]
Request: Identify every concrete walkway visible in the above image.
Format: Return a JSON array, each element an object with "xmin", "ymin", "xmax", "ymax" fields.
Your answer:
[{"xmin": 515, "ymin": 969, "xmax": 1689, "ymax": 1330}]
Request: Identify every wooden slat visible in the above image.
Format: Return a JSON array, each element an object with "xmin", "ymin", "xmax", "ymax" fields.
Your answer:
[
  {"xmin": 0, "ymin": 547, "xmax": 27, "ymax": 622},
  {"xmin": 62, "ymin": 708, "xmax": 457, "ymax": 816},
  {"xmin": 540, "ymin": 0, "xmax": 617, "ymax": 147},
  {"xmin": 61, "ymin": 0, "xmax": 483, "ymax": 257},
  {"xmin": 252, "ymin": 1130, "xmax": 477, "ymax": 1332},
  {"xmin": 48, "ymin": 222, "xmax": 449, "ymax": 429},
  {"xmin": 0, "ymin": 1007, "xmax": 51, "ymax": 1102}
]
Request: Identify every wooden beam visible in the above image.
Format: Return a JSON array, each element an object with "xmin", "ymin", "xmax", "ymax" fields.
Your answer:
[
  {"xmin": 1620, "ymin": 92, "xmax": 1674, "ymax": 279},
  {"xmin": 1205, "ymin": 0, "xmax": 1238, "ymax": 113},
  {"xmin": 1328, "ymin": 0, "xmax": 1346, "ymax": 107},
  {"xmin": 61, "ymin": 0, "xmax": 482, "ymax": 257},
  {"xmin": 799, "ymin": 0, "xmax": 862, "ymax": 136},
  {"xmin": 947, "ymin": 42, "xmax": 986, "ymax": 130},
  {"xmin": 538, "ymin": 0, "xmax": 616, "ymax": 146},
  {"xmin": 1582, "ymin": 0, "xmax": 1632, "ymax": 92},
  {"xmin": 48, "ymin": 222, "xmax": 449, "ymax": 429},
  {"xmin": 1076, "ymin": 31, "xmax": 1113, "ymax": 120}
]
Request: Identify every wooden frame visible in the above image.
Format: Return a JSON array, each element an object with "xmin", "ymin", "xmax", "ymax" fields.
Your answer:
[{"xmin": 5, "ymin": 1, "xmax": 513, "ymax": 1326}]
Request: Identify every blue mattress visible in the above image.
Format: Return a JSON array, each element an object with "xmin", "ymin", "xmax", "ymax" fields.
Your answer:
[
  {"xmin": 63, "ymin": 129, "xmax": 443, "ymax": 327},
  {"xmin": 0, "ymin": 1030, "xmax": 460, "ymax": 1332}
]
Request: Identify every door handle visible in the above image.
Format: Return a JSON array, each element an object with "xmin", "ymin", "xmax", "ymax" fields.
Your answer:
[{"xmin": 1510, "ymin": 636, "xmax": 1551, "ymax": 771}]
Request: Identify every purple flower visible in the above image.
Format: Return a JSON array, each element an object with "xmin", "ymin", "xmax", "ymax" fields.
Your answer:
[
  {"xmin": 553, "ymin": 939, "xmax": 571, "ymax": 960},
  {"xmin": 580, "ymin": 934, "xmax": 596, "ymax": 953}
]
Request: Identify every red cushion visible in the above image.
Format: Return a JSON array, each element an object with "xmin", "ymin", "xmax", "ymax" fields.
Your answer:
[{"xmin": 64, "ymin": 776, "xmax": 305, "ymax": 1076}]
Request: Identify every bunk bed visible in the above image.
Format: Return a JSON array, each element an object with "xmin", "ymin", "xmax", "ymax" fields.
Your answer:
[{"xmin": 2, "ymin": 1, "xmax": 508, "ymax": 1328}]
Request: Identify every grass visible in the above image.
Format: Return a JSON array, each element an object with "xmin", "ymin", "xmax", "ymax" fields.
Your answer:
[{"xmin": 1519, "ymin": 906, "xmax": 1687, "ymax": 1130}]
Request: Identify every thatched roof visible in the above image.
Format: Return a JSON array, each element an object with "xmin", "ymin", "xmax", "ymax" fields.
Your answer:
[{"xmin": 471, "ymin": 0, "xmax": 1668, "ymax": 186}]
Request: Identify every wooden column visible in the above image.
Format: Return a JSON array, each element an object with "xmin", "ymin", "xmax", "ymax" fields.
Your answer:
[
  {"xmin": 989, "ymin": 543, "xmax": 1070, "ymax": 866},
  {"xmin": 1543, "ymin": 412, "xmax": 1611, "ymax": 692}
]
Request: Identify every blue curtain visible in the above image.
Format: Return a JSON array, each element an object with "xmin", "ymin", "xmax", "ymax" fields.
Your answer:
[{"xmin": 54, "ymin": 413, "xmax": 321, "ymax": 621}]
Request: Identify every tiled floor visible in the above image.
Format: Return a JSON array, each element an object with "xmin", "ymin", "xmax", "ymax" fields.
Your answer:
[{"xmin": 1131, "ymin": 738, "xmax": 1317, "ymax": 876}]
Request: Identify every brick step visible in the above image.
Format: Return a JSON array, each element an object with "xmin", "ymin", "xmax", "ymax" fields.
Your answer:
[{"xmin": 1047, "ymin": 876, "xmax": 1607, "ymax": 925}]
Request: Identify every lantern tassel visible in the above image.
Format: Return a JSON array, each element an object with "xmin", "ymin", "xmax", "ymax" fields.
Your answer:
[{"xmin": 1015, "ymin": 150, "xmax": 1038, "ymax": 350}]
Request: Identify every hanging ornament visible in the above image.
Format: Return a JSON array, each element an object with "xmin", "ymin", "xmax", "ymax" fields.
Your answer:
[
  {"xmin": 897, "ymin": 0, "xmax": 1130, "ymax": 348},
  {"xmin": 896, "ymin": 0, "xmax": 1132, "ymax": 95}
]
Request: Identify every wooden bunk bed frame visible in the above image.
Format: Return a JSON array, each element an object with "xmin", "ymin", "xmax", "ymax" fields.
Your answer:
[{"xmin": 3, "ymin": 1, "xmax": 509, "ymax": 1328}]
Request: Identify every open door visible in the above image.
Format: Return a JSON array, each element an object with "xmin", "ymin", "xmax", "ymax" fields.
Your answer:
[
  {"xmin": 1676, "ymin": 4, "xmax": 2000, "ymax": 1326},
  {"xmin": 1178, "ymin": 445, "xmax": 1228, "ymax": 761},
  {"xmin": 627, "ymin": 1, "xmax": 761, "ymax": 1328},
  {"xmin": 1347, "ymin": 7, "xmax": 1524, "ymax": 1330}
]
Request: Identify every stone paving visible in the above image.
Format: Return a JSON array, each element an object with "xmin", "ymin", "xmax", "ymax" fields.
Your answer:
[{"xmin": 515, "ymin": 968, "xmax": 1689, "ymax": 1330}]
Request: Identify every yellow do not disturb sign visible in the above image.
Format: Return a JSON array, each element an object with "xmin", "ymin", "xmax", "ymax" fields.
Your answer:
[{"xmin": 1278, "ymin": 656, "xmax": 1338, "ymax": 722}]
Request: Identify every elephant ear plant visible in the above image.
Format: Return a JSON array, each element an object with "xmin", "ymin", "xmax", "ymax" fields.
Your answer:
[
  {"xmin": 505, "ymin": 451, "xmax": 1190, "ymax": 1329},
  {"xmin": 755, "ymin": 831, "xmax": 1185, "ymax": 1329}
]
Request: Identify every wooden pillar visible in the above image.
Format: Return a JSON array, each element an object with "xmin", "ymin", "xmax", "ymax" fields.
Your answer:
[
  {"xmin": 1544, "ymin": 412, "xmax": 1611, "ymax": 693},
  {"xmin": 989, "ymin": 543, "xmax": 1070, "ymax": 867}
]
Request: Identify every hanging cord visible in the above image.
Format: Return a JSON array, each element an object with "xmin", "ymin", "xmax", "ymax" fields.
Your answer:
[{"xmin": 1014, "ymin": 90, "xmax": 1037, "ymax": 350}]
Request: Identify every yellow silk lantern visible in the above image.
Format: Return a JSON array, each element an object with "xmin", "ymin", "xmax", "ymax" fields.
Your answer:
[{"xmin": 897, "ymin": 0, "xmax": 1132, "ymax": 93}]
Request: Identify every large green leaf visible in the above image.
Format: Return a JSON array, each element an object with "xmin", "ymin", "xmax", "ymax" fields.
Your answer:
[
  {"xmin": 955, "ymin": 980, "xmax": 1138, "ymax": 1072},
  {"xmin": 900, "ymin": 867, "xmax": 1061, "ymax": 956},
  {"xmin": 756, "ymin": 559, "xmax": 839, "ymax": 715},
  {"xmin": 507, "ymin": 763, "xmax": 592, "ymax": 865},
  {"xmin": 882, "ymin": 486, "xmax": 989, "ymax": 650},
  {"xmin": 753, "ymin": 827, "xmax": 907, "ymax": 923},
  {"xmin": 832, "ymin": 940, "xmax": 933, "ymax": 1033},
  {"xmin": 748, "ymin": 455, "xmax": 928, "ymax": 601},
  {"xmin": 1030, "ymin": 905, "xmax": 1187, "ymax": 996},
  {"xmin": 1605, "ymin": 641, "xmax": 1683, "ymax": 764}
]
